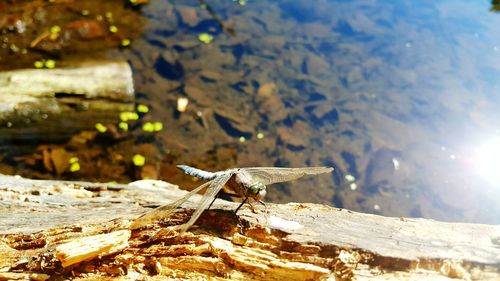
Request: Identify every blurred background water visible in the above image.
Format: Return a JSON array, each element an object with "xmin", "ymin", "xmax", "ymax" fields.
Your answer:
[{"xmin": 2, "ymin": 0, "xmax": 500, "ymax": 224}]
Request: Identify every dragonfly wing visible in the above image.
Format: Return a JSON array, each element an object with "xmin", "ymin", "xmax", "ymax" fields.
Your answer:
[
  {"xmin": 176, "ymin": 172, "xmax": 233, "ymax": 232},
  {"xmin": 129, "ymin": 180, "xmax": 212, "ymax": 230},
  {"xmin": 243, "ymin": 167, "xmax": 333, "ymax": 185}
]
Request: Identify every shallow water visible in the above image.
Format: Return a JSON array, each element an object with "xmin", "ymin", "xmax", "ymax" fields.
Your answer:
[{"xmin": 2, "ymin": 0, "xmax": 500, "ymax": 224}]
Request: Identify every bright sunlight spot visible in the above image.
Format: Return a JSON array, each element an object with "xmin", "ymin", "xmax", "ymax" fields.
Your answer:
[{"xmin": 472, "ymin": 137, "xmax": 500, "ymax": 184}]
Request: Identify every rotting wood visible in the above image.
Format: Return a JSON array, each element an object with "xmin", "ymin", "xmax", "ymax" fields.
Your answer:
[
  {"xmin": 0, "ymin": 272, "xmax": 49, "ymax": 281},
  {"xmin": 0, "ymin": 61, "xmax": 134, "ymax": 143},
  {"xmin": 0, "ymin": 175, "xmax": 499, "ymax": 280},
  {"xmin": 55, "ymin": 230, "xmax": 131, "ymax": 268}
]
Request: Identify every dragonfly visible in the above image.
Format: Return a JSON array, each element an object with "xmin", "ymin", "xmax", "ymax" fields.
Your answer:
[{"xmin": 130, "ymin": 165, "xmax": 333, "ymax": 232}]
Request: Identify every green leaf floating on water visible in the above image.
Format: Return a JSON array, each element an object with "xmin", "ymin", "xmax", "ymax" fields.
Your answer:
[
  {"xmin": 119, "ymin": 112, "xmax": 139, "ymax": 122},
  {"xmin": 121, "ymin": 39, "xmax": 131, "ymax": 47},
  {"xmin": 44, "ymin": 60, "xmax": 56, "ymax": 69},
  {"xmin": 137, "ymin": 104, "xmax": 149, "ymax": 113},
  {"xmin": 34, "ymin": 61, "xmax": 44, "ymax": 69},
  {"xmin": 119, "ymin": 122, "xmax": 128, "ymax": 131},
  {"xmin": 142, "ymin": 121, "xmax": 163, "ymax": 132},
  {"xmin": 69, "ymin": 163, "xmax": 80, "ymax": 172},
  {"xmin": 50, "ymin": 25, "xmax": 61, "ymax": 34},
  {"xmin": 132, "ymin": 154, "xmax": 146, "ymax": 166},
  {"xmin": 198, "ymin": 33, "xmax": 214, "ymax": 44},
  {"xmin": 153, "ymin": 122, "xmax": 163, "ymax": 131},
  {"xmin": 95, "ymin": 123, "xmax": 107, "ymax": 133}
]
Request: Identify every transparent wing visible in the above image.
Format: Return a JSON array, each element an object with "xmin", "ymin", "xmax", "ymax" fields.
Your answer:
[
  {"xmin": 176, "ymin": 172, "xmax": 233, "ymax": 232},
  {"xmin": 242, "ymin": 166, "xmax": 333, "ymax": 185},
  {"xmin": 129, "ymin": 180, "xmax": 212, "ymax": 230}
]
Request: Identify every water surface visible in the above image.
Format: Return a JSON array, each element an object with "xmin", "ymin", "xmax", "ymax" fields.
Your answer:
[{"xmin": 2, "ymin": 0, "xmax": 500, "ymax": 224}]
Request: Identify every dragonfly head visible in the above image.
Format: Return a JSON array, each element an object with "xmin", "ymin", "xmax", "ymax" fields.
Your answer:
[{"xmin": 247, "ymin": 182, "xmax": 267, "ymax": 200}]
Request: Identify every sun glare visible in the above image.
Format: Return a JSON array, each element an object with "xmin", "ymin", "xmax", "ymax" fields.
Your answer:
[{"xmin": 472, "ymin": 137, "xmax": 500, "ymax": 183}]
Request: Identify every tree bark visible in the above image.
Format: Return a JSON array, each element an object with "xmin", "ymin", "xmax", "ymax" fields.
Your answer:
[{"xmin": 0, "ymin": 175, "xmax": 499, "ymax": 280}]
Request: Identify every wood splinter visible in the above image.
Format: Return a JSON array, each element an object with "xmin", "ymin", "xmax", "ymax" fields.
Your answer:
[{"xmin": 55, "ymin": 230, "xmax": 131, "ymax": 268}]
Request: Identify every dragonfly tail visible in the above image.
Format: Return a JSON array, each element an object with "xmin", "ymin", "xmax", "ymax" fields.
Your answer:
[{"xmin": 177, "ymin": 164, "xmax": 216, "ymax": 180}]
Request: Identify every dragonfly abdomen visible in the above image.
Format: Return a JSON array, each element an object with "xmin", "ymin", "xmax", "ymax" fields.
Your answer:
[{"xmin": 177, "ymin": 165, "xmax": 216, "ymax": 180}]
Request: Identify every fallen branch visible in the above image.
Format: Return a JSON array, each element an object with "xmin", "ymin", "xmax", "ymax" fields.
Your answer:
[
  {"xmin": 0, "ymin": 175, "xmax": 498, "ymax": 280},
  {"xmin": 0, "ymin": 61, "xmax": 134, "ymax": 142}
]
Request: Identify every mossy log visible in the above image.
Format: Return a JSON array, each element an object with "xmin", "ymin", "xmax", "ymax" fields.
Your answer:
[
  {"xmin": 0, "ymin": 61, "xmax": 134, "ymax": 143},
  {"xmin": 0, "ymin": 174, "xmax": 499, "ymax": 280}
]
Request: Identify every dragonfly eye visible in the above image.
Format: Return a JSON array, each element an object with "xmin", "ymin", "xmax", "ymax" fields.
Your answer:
[{"xmin": 248, "ymin": 183, "xmax": 266, "ymax": 200}]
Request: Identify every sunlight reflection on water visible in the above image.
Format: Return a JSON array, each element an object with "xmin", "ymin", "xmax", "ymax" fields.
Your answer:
[{"xmin": 472, "ymin": 137, "xmax": 500, "ymax": 184}]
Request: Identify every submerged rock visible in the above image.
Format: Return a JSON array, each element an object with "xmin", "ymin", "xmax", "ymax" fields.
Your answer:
[
  {"xmin": 177, "ymin": 6, "xmax": 199, "ymax": 27},
  {"xmin": 277, "ymin": 127, "xmax": 306, "ymax": 151},
  {"xmin": 255, "ymin": 82, "xmax": 287, "ymax": 122}
]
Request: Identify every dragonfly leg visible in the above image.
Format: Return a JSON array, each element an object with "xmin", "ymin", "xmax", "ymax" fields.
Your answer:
[
  {"xmin": 207, "ymin": 196, "xmax": 217, "ymax": 210},
  {"xmin": 207, "ymin": 191, "xmax": 241, "ymax": 210},
  {"xmin": 234, "ymin": 197, "xmax": 248, "ymax": 214},
  {"xmin": 247, "ymin": 201, "xmax": 259, "ymax": 214},
  {"xmin": 258, "ymin": 200, "xmax": 268, "ymax": 213}
]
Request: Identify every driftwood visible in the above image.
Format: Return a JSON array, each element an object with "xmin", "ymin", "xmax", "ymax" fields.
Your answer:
[
  {"xmin": 0, "ymin": 175, "xmax": 499, "ymax": 280},
  {"xmin": 0, "ymin": 61, "xmax": 134, "ymax": 143}
]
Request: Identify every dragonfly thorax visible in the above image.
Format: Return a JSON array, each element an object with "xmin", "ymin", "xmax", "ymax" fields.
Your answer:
[{"xmin": 234, "ymin": 170, "xmax": 267, "ymax": 200}]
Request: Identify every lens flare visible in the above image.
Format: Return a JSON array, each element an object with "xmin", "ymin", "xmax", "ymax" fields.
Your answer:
[{"xmin": 472, "ymin": 137, "xmax": 500, "ymax": 183}]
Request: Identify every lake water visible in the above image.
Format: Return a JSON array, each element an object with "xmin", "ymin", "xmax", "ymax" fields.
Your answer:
[{"xmin": 2, "ymin": 0, "xmax": 500, "ymax": 224}]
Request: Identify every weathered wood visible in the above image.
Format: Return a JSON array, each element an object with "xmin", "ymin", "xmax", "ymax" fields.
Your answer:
[
  {"xmin": 0, "ymin": 61, "xmax": 134, "ymax": 142},
  {"xmin": 0, "ymin": 175, "xmax": 499, "ymax": 280},
  {"xmin": 55, "ymin": 230, "xmax": 131, "ymax": 268}
]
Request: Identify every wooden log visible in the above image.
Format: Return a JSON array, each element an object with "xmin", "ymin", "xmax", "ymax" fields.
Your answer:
[
  {"xmin": 0, "ymin": 175, "xmax": 499, "ymax": 280},
  {"xmin": 0, "ymin": 61, "xmax": 134, "ymax": 143}
]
